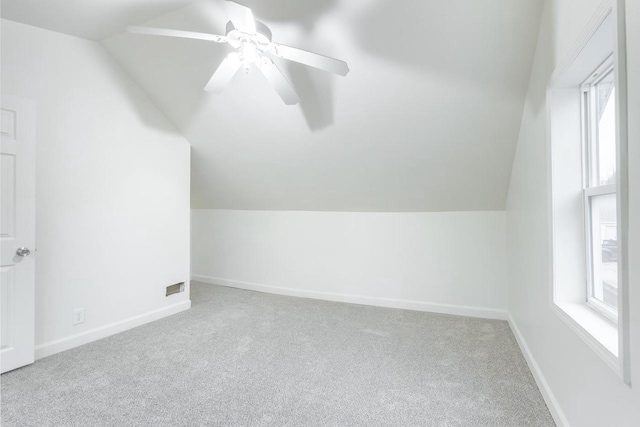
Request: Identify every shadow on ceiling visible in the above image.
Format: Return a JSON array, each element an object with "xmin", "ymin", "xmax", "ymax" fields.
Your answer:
[
  {"xmin": 350, "ymin": 0, "xmax": 542, "ymax": 91},
  {"xmin": 248, "ymin": 0, "xmax": 337, "ymax": 29},
  {"xmin": 286, "ymin": 62, "xmax": 334, "ymax": 132}
]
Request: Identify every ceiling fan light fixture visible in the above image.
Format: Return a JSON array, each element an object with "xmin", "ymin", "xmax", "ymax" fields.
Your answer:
[
  {"xmin": 127, "ymin": 0, "xmax": 349, "ymax": 105},
  {"xmin": 238, "ymin": 41, "xmax": 260, "ymax": 69}
]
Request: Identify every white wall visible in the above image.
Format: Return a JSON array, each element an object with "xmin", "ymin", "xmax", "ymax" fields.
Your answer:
[
  {"xmin": 1, "ymin": 20, "xmax": 192, "ymax": 356},
  {"xmin": 506, "ymin": 0, "xmax": 640, "ymax": 425},
  {"xmin": 192, "ymin": 210, "xmax": 507, "ymax": 319}
]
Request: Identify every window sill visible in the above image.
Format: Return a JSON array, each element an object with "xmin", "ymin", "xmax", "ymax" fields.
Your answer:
[{"xmin": 551, "ymin": 301, "xmax": 619, "ymax": 374}]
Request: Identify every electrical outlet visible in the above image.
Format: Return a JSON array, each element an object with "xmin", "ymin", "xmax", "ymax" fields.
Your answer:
[{"xmin": 73, "ymin": 308, "xmax": 85, "ymax": 325}]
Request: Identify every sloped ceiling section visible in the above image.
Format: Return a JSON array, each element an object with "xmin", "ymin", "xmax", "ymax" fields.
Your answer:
[
  {"xmin": 0, "ymin": 0, "xmax": 199, "ymax": 41},
  {"xmin": 3, "ymin": 0, "xmax": 544, "ymax": 212}
]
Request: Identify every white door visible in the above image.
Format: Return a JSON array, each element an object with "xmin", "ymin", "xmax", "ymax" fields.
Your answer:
[{"xmin": 1, "ymin": 95, "xmax": 36, "ymax": 373}]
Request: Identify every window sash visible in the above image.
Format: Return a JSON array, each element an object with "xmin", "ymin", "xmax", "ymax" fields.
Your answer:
[
  {"xmin": 581, "ymin": 57, "xmax": 618, "ymax": 323},
  {"xmin": 581, "ymin": 57, "xmax": 614, "ymax": 189},
  {"xmin": 583, "ymin": 188, "xmax": 618, "ymax": 323}
]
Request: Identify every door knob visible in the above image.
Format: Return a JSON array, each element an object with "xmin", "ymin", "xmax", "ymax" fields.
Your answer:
[{"xmin": 16, "ymin": 247, "xmax": 31, "ymax": 257}]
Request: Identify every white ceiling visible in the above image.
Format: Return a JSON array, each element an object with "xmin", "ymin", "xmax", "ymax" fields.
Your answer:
[
  {"xmin": 0, "ymin": 0, "xmax": 199, "ymax": 41},
  {"xmin": 3, "ymin": 0, "xmax": 544, "ymax": 212}
]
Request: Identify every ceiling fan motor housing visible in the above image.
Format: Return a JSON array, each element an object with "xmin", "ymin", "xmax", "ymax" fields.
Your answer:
[{"xmin": 225, "ymin": 21, "xmax": 272, "ymax": 51}]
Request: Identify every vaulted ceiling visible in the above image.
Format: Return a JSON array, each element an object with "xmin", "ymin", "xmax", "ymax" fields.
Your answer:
[{"xmin": 2, "ymin": 0, "xmax": 544, "ymax": 211}]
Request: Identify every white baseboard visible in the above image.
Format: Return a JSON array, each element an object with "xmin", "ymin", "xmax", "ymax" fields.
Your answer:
[
  {"xmin": 35, "ymin": 300, "xmax": 191, "ymax": 360},
  {"xmin": 191, "ymin": 275, "xmax": 508, "ymax": 320},
  {"xmin": 508, "ymin": 314, "xmax": 569, "ymax": 427}
]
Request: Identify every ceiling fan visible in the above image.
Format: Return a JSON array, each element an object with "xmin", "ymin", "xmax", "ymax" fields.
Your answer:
[{"xmin": 128, "ymin": 0, "xmax": 349, "ymax": 105}]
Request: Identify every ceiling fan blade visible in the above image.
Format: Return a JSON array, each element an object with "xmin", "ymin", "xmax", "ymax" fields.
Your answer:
[
  {"xmin": 271, "ymin": 43, "xmax": 349, "ymax": 76},
  {"xmin": 205, "ymin": 54, "xmax": 242, "ymax": 93},
  {"xmin": 224, "ymin": 1, "xmax": 257, "ymax": 34},
  {"xmin": 257, "ymin": 59, "xmax": 300, "ymax": 105},
  {"xmin": 127, "ymin": 26, "xmax": 227, "ymax": 43}
]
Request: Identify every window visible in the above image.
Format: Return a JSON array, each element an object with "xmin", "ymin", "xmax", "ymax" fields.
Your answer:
[
  {"xmin": 581, "ymin": 58, "xmax": 618, "ymax": 323},
  {"xmin": 547, "ymin": 10, "xmax": 629, "ymax": 376}
]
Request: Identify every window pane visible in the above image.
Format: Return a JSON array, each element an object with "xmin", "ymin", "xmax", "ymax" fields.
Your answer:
[
  {"xmin": 590, "ymin": 193, "xmax": 618, "ymax": 311},
  {"xmin": 595, "ymin": 71, "xmax": 616, "ymax": 186}
]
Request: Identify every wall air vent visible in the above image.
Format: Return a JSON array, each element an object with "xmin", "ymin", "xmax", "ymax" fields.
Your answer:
[{"xmin": 166, "ymin": 282, "xmax": 185, "ymax": 297}]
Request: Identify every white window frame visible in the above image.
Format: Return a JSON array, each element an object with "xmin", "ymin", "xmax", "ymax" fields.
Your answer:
[
  {"xmin": 580, "ymin": 57, "xmax": 618, "ymax": 324},
  {"xmin": 547, "ymin": 4, "xmax": 631, "ymax": 383}
]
